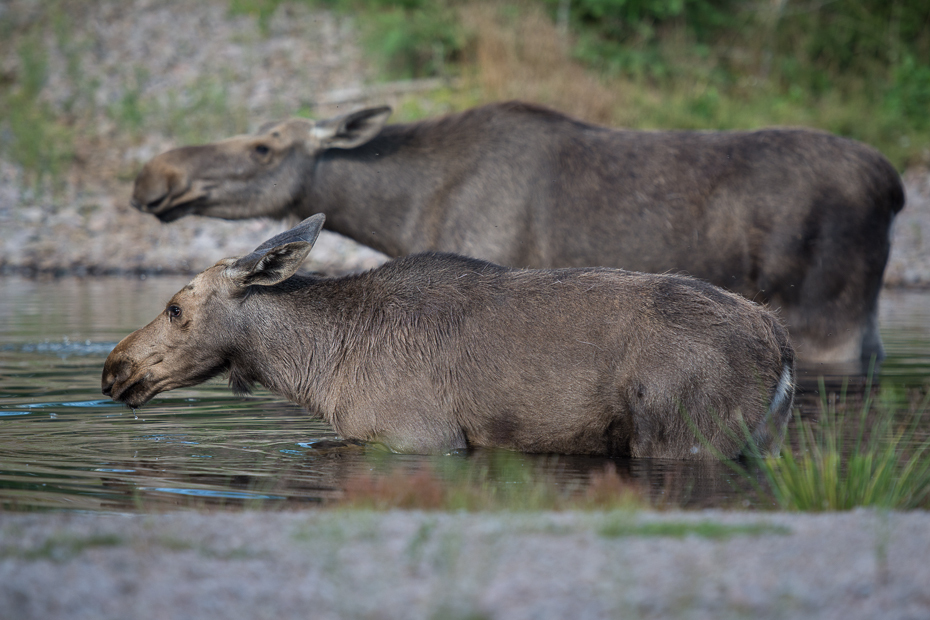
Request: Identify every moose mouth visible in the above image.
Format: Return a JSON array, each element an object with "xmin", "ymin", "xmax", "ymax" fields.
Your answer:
[
  {"xmin": 130, "ymin": 191, "xmax": 210, "ymax": 223},
  {"xmin": 131, "ymin": 195, "xmax": 209, "ymax": 223},
  {"xmin": 102, "ymin": 374, "xmax": 158, "ymax": 409}
]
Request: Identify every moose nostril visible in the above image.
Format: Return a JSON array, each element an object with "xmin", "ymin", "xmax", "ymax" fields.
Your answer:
[
  {"xmin": 142, "ymin": 193, "xmax": 169, "ymax": 211},
  {"xmin": 101, "ymin": 374, "xmax": 115, "ymax": 396},
  {"xmin": 101, "ymin": 359, "xmax": 130, "ymax": 397}
]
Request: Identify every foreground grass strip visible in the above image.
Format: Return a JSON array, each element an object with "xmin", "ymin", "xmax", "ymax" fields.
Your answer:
[
  {"xmin": 155, "ymin": 536, "xmax": 266, "ymax": 560},
  {"xmin": 7, "ymin": 534, "xmax": 124, "ymax": 562},
  {"xmin": 598, "ymin": 519, "xmax": 789, "ymax": 540}
]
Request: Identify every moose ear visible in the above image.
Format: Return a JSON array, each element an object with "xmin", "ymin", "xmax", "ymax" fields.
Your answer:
[
  {"xmin": 226, "ymin": 214, "xmax": 325, "ymax": 287},
  {"xmin": 256, "ymin": 119, "xmax": 284, "ymax": 135},
  {"xmin": 313, "ymin": 106, "xmax": 392, "ymax": 150}
]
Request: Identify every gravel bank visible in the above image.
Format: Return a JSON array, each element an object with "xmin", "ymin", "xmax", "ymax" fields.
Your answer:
[
  {"xmin": 0, "ymin": 0, "xmax": 389, "ymax": 277},
  {"xmin": 2, "ymin": 508, "xmax": 929, "ymax": 620},
  {"xmin": 1, "ymin": 0, "xmax": 928, "ymax": 281}
]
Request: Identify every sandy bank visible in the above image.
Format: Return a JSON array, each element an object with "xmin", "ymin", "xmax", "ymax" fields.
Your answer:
[{"xmin": 1, "ymin": 508, "xmax": 929, "ymax": 620}]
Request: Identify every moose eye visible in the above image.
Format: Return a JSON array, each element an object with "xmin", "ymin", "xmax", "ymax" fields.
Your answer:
[
  {"xmin": 167, "ymin": 305, "xmax": 182, "ymax": 320},
  {"xmin": 254, "ymin": 144, "xmax": 270, "ymax": 156}
]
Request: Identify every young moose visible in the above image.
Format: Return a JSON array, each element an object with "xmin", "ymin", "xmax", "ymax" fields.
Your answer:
[{"xmin": 102, "ymin": 215, "xmax": 796, "ymax": 459}]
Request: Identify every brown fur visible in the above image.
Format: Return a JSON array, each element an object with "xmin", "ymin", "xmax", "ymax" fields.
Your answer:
[
  {"xmin": 131, "ymin": 102, "xmax": 903, "ymax": 372},
  {"xmin": 102, "ymin": 215, "xmax": 795, "ymax": 459}
]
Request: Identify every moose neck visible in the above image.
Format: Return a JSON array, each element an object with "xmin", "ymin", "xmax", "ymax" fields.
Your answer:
[
  {"xmin": 226, "ymin": 278, "xmax": 347, "ymax": 416},
  {"xmin": 305, "ymin": 124, "xmax": 454, "ymax": 258}
]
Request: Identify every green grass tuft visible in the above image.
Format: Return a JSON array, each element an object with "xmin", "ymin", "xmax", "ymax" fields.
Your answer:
[
  {"xmin": 598, "ymin": 518, "xmax": 789, "ymax": 540},
  {"xmin": 757, "ymin": 377, "xmax": 930, "ymax": 512},
  {"xmin": 9, "ymin": 534, "xmax": 124, "ymax": 562}
]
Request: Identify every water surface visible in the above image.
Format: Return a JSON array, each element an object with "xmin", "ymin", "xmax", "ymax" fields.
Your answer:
[{"xmin": 1, "ymin": 277, "xmax": 928, "ymax": 512}]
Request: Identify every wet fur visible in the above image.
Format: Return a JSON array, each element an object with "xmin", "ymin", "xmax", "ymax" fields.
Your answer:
[{"xmin": 103, "ymin": 220, "xmax": 796, "ymax": 459}]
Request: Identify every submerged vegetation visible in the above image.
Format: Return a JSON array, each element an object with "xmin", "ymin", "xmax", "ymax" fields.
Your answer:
[
  {"xmin": 334, "ymin": 383, "xmax": 930, "ymax": 513},
  {"xmin": 319, "ymin": 374, "xmax": 930, "ymax": 513},
  {"xmin": 337, "ymin": 451, "xmax": 646, "ymax": 511}
]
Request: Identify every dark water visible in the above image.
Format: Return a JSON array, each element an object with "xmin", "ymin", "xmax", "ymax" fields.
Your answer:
[{"xmin": 1, "ymin": 276, "xmax": 928, "ymax": 512}]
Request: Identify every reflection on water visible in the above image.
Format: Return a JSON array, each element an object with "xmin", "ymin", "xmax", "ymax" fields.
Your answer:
[{"xmin": 1, "ymin": 276, "xmax": 928, "ymax": 512}]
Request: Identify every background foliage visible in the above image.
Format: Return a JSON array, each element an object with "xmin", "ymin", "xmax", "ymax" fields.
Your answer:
[
  {"xmin": 166, "ymin": 0, "xmax": 930, "ymax": 169},
  {"xmin": 2, "ymin": 0, "xmax": 929, "ymax": 192},
  {"xmin": 552, "ymin": 0, "xmax": 930, "ymax": 126}
]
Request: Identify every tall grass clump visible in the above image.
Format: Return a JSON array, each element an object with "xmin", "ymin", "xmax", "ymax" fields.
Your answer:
[
  {"xmin": 460, "ymin": 2, "xmax": 620, "ymax": 125},
  {"xmin": 757, "ymin": 378, "xmax": 930, "ymax": 511}
]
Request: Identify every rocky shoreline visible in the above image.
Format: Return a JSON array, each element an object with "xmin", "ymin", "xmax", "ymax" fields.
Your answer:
[
  {"xmin": 0, "ymin": 0, "xmax": 390, "ymax": 278},
  {"xmin": 1, "ymin": 0, "xmax": 928, "ymax": 282}
]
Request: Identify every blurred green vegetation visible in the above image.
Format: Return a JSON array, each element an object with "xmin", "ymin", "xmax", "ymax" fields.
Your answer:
[
  {"xmin": 542, "ymin": 0, "xmax": 930, "ymax": 167},
  {"xmin": 195, "ymin": 0, "xmax": 930, "ymax": 169},
  {"xmin": 1, "ymin": 0, "xmax": 928, "ymax": 191},
  {"xmin": 231, "ymin": 0, "xmax": 469, "ymax": 78},
  {"xmin": 0, "ymin": 3, "xmax": 250, "ymax": 193},
  {"xmin": 355, "ymin": 2, "xmax": 467, "ymax": 79},
  {"xmin": 0, "ymin": 33, "xmax": 75, "ymax": 194}
]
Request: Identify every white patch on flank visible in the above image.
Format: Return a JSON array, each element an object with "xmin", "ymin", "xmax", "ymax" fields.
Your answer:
[
  {"xmin": 768, "ymin": 363, "xmax": 794, "ymax": 421},
  {"xmin": 311, "ymin": 126, "xmax": 332, "ymax": 141}
]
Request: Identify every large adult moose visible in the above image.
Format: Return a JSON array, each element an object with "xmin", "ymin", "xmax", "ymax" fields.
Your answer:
[
  {"xmin": 131, "ymin": 101, "xmax": 905, "ymax": 371},
  {"xmin": 102, "ymin": 214, "xmax": 795, "ymax": 459}
]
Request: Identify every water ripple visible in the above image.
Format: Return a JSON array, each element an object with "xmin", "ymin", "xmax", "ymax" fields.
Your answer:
[
  {"xmin": 2, "ymin": 339, "xmax": 118, "ymax": 358},
  {"xmin": 2, "ymin": 279, "xmax": 929, "ymax": 512}
]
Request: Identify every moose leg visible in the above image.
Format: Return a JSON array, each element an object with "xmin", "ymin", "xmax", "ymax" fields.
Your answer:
[{"xmin": 859, "ymin": 309, "xmax": 884, "ymax": 372}]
